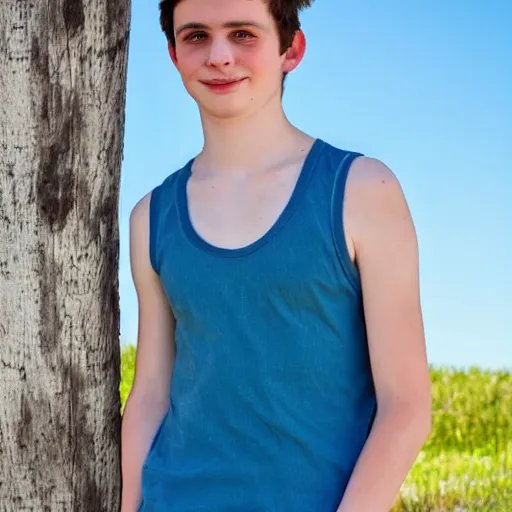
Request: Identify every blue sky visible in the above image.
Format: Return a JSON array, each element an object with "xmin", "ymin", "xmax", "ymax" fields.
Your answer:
[{"xmin": 119, "ymin": 0, "xmax": 511, "ymax": 371}]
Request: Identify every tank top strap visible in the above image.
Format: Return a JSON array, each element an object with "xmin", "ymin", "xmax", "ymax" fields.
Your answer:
[
  {"xmin": 149, "ymin": 166, "xmax": 185, "ymax": 274},
  {"xmin": 330, "ymin": 149, "xmax": 364, "ymax": 292}
]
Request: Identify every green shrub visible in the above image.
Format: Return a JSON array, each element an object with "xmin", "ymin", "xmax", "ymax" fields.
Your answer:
[{"xmin": 120, "ymin": 344, "xmax": 136, "ymax": 414}]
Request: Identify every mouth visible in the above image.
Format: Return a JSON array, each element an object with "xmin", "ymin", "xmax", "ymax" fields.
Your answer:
[
  {"xmin": 201, "ymin": 77, "xmax": 247, "ymax": 85},
  {"xmin": 199, "ymin": 77, "xmax": 248, "ymax": 91}
]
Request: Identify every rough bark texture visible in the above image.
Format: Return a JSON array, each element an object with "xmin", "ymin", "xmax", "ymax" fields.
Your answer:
[{"xmin": 0, "ymin": 1, "xmax": 130, "ymax": 510}]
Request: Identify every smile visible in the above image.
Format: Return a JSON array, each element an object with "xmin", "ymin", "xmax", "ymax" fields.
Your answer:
[{"xmin": 200, "ymin": 77, "xmax": 248, "ymax": 92}]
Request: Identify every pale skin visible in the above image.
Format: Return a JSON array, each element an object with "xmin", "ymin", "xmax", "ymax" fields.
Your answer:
[
  {"xmin": 335, "ymin": 157, "xmax": 432, "ymax": 512},
  {"xmin": 121, "ymin": 0, "xmax": 432, "ymax": 510}
]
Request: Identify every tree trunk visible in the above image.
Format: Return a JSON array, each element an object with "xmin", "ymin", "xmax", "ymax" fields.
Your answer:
[{"xmin": 0, "ymin": 1, "xmax": 130, "ymax": 510}]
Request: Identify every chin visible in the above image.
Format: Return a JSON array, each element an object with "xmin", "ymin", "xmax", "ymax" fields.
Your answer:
[
  {"xmin": 201, "ymin": 102, "xmax": 252, "ymax": 120},
  {"xmin": 194, "ymin": 95, "xmax": 257, "ymax": 120}
]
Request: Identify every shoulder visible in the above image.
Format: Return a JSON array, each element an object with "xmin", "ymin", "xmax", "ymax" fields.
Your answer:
[
  {"xmin": 344, "ymin": 156, "xmax": 415, "ymax": 262},
  {"xmin": 129, "ymin": 181, "xmax": 163, "ymax": 262},
  {"xmin": 130, "ymin": 184, "xmax": 164, "ymax": 276},
  {"xmin": 129, "ymin": 165, "xmax": 187, "ymax": 225},
  {"xmin": 346, "ymin": 156, "xmax": 405, "ymax": 213},
  {"xmin": 129, "ymin": 191, "xmax": 152, "ymax": 253}
]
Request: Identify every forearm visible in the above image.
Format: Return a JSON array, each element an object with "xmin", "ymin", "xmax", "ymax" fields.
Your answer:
[
  {"xmin": 120, "ymin": 392, "xmax": 169, "ymax": 512},
  {"xmin": 336, "ymin": 405, "xmax": 431, "ymax": 512}
]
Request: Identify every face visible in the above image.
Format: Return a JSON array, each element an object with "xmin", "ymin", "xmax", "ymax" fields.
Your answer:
[{"xmin": 170, "ymin": 0, "xmax": 306, "ymax": 120}]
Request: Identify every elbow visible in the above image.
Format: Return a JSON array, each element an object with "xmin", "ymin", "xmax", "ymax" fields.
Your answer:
[
  {"xmin": 407, "ymin": 397, "xmax": 433, "ymax": 446},
  {"xmin": 378, "ymin": 394, "xmax": 433, "ymax": 444},
  {"xmin": 413, "ymin": 385, "xmax": 433, "ymax": 442},
  {"xmin": 421, "ymin": 398, "xmax": 433, "ymax": 441}
]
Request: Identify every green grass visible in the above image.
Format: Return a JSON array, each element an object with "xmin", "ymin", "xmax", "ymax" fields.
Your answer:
[
  {"xmin": 120, "ymin": 344, "xmax": 512, "ymax": 511},
  {"xmin": 392, "ymin": 446, "xmax": 512, "ymax": 511},
  {"xmin": 120, "ymin": 344, "xmax": 136, "ymax": 414}
]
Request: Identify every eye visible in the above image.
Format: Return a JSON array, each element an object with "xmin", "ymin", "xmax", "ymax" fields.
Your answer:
[
  {"xmin": 233, "ymin": 30, "xmax": 254, "ymax": 40},
  {"xmin": 185, "ymin": 32, "xmax": 207, "ymax": 42}
]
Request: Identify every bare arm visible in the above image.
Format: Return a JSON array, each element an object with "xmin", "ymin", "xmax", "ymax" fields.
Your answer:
[
  {"xmin": 121, "ymin": 191, "xmax": 176, "ymax": 512},
  {"xmin": 336, "ymin": 158, "xmax": 432, "ymax": 512}
]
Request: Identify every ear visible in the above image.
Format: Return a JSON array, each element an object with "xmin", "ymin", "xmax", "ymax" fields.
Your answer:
[
  {"xmin": 281, "ymin": 30, "xmax": 306, "ymax": 74},
  {"xmin": 168, "ymin": 41, "xmax": 178, "ymax": 67}
]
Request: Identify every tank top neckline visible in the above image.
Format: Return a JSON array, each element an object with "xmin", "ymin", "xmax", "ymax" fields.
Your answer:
[{"xmin": 176, "ymin": 138, "xmax": 326, "ymax": 258}]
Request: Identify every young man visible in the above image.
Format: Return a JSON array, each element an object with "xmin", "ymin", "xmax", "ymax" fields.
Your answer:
[{"xmin": 121, "ymin": 0, "xmax": 432, "ymax": 510}]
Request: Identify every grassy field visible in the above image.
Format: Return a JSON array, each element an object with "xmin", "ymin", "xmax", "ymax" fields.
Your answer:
[{"xmin": 120, "ymin": 345, "xmax": 511, "ymax": 511}]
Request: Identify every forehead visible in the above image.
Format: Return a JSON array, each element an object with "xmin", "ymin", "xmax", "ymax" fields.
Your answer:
[{"xmin": 174, "ymin": 0, "xmax": 272, "ymax": 26}]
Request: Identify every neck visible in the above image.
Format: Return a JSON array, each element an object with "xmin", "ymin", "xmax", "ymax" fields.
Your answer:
[{"xmin": 194, "ymin": 95, "xmax": 312, "ymax": 176}]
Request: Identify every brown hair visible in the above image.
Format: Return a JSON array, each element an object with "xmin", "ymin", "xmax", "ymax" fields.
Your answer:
[{"xmin": 158, "ymin": 0, "xmax": 313, "ymax": 92}]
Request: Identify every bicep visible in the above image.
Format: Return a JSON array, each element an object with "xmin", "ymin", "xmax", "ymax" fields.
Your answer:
[
  {"xmin": 350, "ymin": 159, "xmax": 430, "ymax": 414},
  {"xmin": 129, "ymin": 191, "xmax": 176, "ymax": 406}
]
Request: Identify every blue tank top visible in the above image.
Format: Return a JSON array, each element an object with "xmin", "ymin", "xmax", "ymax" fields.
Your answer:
[{"xmin": 139, "ymin": 138, "xmax": 377, "ymax": 512}]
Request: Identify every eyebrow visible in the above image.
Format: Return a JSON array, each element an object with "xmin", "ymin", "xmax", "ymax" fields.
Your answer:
[{"xmin": 175, "ymin": 21, "xmax": 268, "ymax": 37}]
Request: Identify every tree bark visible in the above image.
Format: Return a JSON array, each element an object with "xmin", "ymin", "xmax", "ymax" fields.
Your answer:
[{"xmin": 0, "ymin": 1, "xmax": 130, "ymax": 510}]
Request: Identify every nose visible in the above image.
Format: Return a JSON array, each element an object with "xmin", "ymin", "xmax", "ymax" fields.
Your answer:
[{"xmin": 206, "ymin": 36, "xmax": 235, "ymax": 68}]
